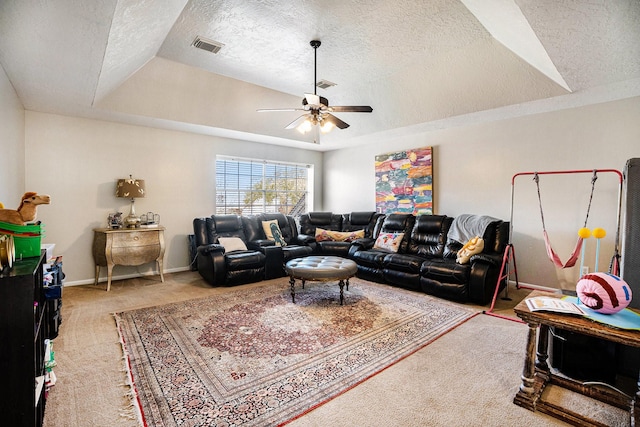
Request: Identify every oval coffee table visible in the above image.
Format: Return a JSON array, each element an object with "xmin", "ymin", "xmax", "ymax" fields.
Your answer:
[{"xmin": 285, "ymin": 256, "xmax": 358, "ymax": 305}]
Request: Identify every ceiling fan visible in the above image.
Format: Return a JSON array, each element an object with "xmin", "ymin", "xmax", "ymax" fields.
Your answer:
[{"xmin": 257, "ymin": 40, "xmax": 373, "ymax": 139}]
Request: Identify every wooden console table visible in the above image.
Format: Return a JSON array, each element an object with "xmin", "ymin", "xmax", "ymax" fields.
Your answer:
[
  {"xmin": 92, "ymin": 227, "xmax": 165, "ymax": 291},
  {"xmin": 514, "ymin": 291, "xmax": 640, "ymax": 426}
]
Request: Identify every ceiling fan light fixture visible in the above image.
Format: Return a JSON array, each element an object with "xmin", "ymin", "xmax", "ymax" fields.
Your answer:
[
  {"xmin": 320, "ymin": 120, "xmax": 335, "ymax": 133},
  {"xmin": 297, "ymin": 119, "xmax": 313, "ymax": 134}
]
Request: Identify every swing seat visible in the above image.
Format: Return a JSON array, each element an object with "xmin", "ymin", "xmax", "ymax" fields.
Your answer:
[{"xmin": 543, "ymin": 231, "xmax": 582, "ymax": 268}]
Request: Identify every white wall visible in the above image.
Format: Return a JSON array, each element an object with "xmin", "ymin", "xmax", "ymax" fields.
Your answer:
[
  {"xmin": 24, "ymin": 112, "xmax": 323, "ymax": 285},
  {"xmin": 0, "ymin": 63, "xmax": 25, "ymax": 205},
  {"xmin": 17, "ymin": 97, "xmax": 640, "ymax": 292},
  {"xmin": 324, "ymin": 97, "xmax": 640, "ymax": 291}
]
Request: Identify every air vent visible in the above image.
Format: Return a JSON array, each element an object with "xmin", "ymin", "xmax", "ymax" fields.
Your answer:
[
  {"xmin": 316, "ymin": 79, "xmax": 337, "ymax": 89},
  {"xmin": 192, "ymin": 36, "xmax": 224, "ymax": 54}
]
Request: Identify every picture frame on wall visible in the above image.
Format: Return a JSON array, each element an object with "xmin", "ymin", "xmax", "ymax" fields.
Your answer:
[{"xmin": 375, "ymin": 146, "xmax": 433, "ymax": 215}]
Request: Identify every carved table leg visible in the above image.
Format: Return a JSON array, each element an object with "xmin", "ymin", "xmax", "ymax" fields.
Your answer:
[
  {"xmin": 536, "ymin": 324, "xmax": 550, "ymax": 375},
  {"xmin": 94, "ymin": 265, "xmax": 100, "ymax": 285},
  {"xmin": 514, "ymin": 321, "xmax": 539, "ymax": 410},
  {"xmin": 106, "ymin": 263, "xmax": 114, "ymax": 292},
  {"xmin": 290, "ymin": 276, "xmax": 296, "ymax": 303},
  {"xmin": 346, "ymin": 278, "xmax": 350, "ymax": 291},
  {"xmin": 338, "ymin": 279, "xmax": 345, "ymax": 305},
  {"xmin": 157, "ymin": 258, "xmax": 165, "ymax": 283}
]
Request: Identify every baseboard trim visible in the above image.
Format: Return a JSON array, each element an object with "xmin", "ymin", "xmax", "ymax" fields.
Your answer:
[
  {"xmin": 63, "ymin": 266, "xmax": 192, "ymax": 287},
  {"xmin": 508, "ymin": 280, "xmax": 561, "ymax": 294}
]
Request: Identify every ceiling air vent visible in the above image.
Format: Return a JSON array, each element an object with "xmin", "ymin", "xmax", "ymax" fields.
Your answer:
[
  {"xmin": 316, "ymin": 79, "xmax": 337, "ymax": 89},
  {"xmin": 192, "ymin": 36, "xmax": 224, "ymax": 54}
]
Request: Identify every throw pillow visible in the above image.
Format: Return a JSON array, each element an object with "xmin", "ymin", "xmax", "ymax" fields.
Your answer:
[
  {"xmin": 218, "ymin": 237, "xmax": 248, "ymax": 252},
  {"xmin": 262, "ymin": 220, "xmax": 287, "ymax": 247},
  {"xmin": 456, "ymin": 236, "xmax": 484, "ymax": 264},
  {"xmin": 315, "ymin": 228, "xmax": 365, "ymax": 242},
  {"xmin": 373, "ymin": 232, "xmax": 405, "ymax": 253}
]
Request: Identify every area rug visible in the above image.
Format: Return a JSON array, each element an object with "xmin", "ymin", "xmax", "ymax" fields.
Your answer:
[{"xmin": 114, "ymin": 278, "xmax": 478, "ymax": 427}]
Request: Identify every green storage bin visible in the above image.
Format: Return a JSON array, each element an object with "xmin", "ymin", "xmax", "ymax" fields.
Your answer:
[{"xmin": 0, "ymin": 221, "xmax": 44, "ymax": 259}]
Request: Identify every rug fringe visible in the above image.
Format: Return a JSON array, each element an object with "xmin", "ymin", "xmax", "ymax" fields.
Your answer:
[{"xmin": 113, "ymin": 313, "xmax": 146, "ymax": 427}]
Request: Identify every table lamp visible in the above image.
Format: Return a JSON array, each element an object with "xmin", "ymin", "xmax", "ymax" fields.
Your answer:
[{"xmin": 115, "ymin": 175, "xmax": 145, "ymax": 228}]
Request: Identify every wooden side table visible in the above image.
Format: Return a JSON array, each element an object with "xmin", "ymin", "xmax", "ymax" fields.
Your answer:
[
  {"xmin": 513, "ymin": 290, "xmax": 640, "ymax": 426},
  {"xmin": 92, "ymin": 227, "xmax": 165, "ymax": 291}
]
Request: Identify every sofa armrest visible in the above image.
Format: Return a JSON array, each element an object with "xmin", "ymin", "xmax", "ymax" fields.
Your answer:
[
  {"xmin": 297, "ymin": 233, "xmax": 316, "ymax": 244},
  {"xmin": 348, "ymin": 237, "xmax": 376, "ymax": 258},
  {"xmin": 262, "ymin": 245, "xmax": 285, "ymax": 279},
  {"xmin": 468, "ymin": 257, "xmax": 504, "ymax": 305},
  {"xmin": 352, "ymin": 237, "xmax": 375, "ymax": 250},
  {"xmin": 196, "ymin": 244, "xmax": 226, "ymax": 286},
  {"xmin": 247, "ymin": 239, "xmax": 276, "ymax": 251},
  {"xmin": 197, "ymin": 243, "xmax": 224, "ymax": 255},
  {"xmin": 469, "ymin": 253, "xmax": 502, "ymax": 267}
]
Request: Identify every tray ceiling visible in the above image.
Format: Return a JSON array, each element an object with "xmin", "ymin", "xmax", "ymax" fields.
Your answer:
[{"xmin": 1, "ymin": 0, "xmax": 639, "ymax": 151}]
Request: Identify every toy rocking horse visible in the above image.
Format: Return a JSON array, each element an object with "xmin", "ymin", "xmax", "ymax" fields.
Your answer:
[{"xmin": 0, "ymin": 192, "xmax": 51, "ymax": 225}]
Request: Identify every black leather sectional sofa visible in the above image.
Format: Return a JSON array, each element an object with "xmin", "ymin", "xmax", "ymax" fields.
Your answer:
[{"xmin": 192, "ymin": 211, "xmax": 509, "ymax": 305}]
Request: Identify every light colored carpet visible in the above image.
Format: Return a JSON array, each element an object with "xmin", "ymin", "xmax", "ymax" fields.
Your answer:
[{"xmin": 42, "ymin": 271, "xmax": 606, "ymax": 426}]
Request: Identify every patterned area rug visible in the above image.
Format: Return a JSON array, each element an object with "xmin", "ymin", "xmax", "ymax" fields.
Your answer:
[{"xmin": 114, "ymin": 278, "xmax": 478, "ymax": 427}]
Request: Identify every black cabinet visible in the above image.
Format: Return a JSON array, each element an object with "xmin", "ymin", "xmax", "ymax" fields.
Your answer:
[{"xmin": 0, "ymin": 251, "xmax": 48, "ymax": 426}]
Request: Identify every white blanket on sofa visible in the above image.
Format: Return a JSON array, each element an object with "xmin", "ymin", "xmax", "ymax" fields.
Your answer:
[{"xmin": 448, "ymin": 214, "xmax": 500, "ymax": 244}]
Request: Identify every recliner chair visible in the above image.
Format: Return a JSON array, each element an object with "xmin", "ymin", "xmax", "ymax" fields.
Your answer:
[
  {"xmin": 244, "ymin": 213, "xmax": 313, "ymax": 278},
  {"xmin": 193, "ymin": 215, "xmax": 266, "ymax": 286}
]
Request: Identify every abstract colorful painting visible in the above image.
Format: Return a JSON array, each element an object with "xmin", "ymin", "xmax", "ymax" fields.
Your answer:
[{"xmin": 375, "ymin": 146, "xmax": 433, "ymax": 215}]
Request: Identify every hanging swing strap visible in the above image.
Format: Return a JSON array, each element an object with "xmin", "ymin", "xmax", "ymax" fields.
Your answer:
[
  {"xmin": 533, "ymin": 173, "xmax": 547, "ymax": 231},
  {"xmin": 583, "ymin": 170, "xmax": 598, "ymax": 228},
  {"xmin": 533, "ymin": 170, "xmax": 598, "ymax": 268}
]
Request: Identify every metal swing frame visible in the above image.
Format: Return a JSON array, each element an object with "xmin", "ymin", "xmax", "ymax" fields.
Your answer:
[{"xmin": 483, "ymin": 168, "xmax": 624, "ymax": 322}]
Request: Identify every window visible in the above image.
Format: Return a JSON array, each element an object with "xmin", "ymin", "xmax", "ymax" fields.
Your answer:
[{"xmin": 215, "ymin": 156, "xmax": 312, "ymax": 216}]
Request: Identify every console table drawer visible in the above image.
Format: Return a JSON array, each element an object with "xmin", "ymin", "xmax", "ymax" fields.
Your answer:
[
  {"xmin": 111, "ymin": 245, "xmax": 161, "ymax": 265},
  {"xmin": 111, "ymin": 231, "xmax": 159, "ymax": 248}
]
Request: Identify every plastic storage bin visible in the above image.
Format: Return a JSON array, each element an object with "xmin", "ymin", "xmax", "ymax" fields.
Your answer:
[{"xmin": 0, "ymin": 221, "xmax": 44, "ymax": 259}]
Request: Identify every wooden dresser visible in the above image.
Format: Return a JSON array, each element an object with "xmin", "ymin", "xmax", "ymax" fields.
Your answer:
[{"xmin": 92, "ymin": 227, "xmax": 165, "ymax": 291}]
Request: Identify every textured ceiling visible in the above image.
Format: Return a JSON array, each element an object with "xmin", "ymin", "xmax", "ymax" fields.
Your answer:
[{"xmin": 1, "ymin": 0, "xmax": 639, "ymax": 151}]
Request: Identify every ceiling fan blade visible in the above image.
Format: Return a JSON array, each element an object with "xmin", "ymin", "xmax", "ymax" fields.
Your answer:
[
  {"xmin": 285, "ymin": 114, "xmax": 310, "ymax": 130},
  {"xmin": 329, "ymin": 105, "xmax": 373, "ymax": 113},
  {"xmin": 325, "ymin": 113, "xmax": 350, "ymax": 129},
  {"xmin": 257, "ymin": 108, "xmax": 304, "ymax": 112}
]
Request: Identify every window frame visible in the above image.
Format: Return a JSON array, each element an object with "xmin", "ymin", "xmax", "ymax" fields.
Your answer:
[{"xmin": 215, "ymin": 155, "xmax": 313, "ymax": 216}]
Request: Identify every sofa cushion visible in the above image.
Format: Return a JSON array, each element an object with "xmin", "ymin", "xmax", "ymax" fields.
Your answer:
[
  {"xmin": 262, "ymin": 219, "xmax": 287, "ymax": 247},
  {"xmin": 281, "ymin": 245, "xmax": 313, "ymax": 261},
  {"xmin": 382, "ymin": 253, "xmax": 425, "ymax": 274},
  {"xmin": 258, "ymin": 213, "xmax": 299, "ymax": 245},
  {"xmin": 373, "ymin": 232, "xmax": 405, "ymax": 253},
  {"xmin": 420, "ymin": 258, "xmax": 470, "ymax": 285},
  {"xmin": 351, "ymin": 249, "xmax": 388, "ymax": 268},
  {"xmin": 225, "ymin": 251, "xmax": 266, "ymax": 271},
  {"xmin": 315, "ymin": 227, "xmax": 365, "ymax": 242},
  {"xmin": 218, "ymin": 237, "xmax": 248, "ymax": 252},
  {"xmin": 316, "ymin": 241, "xmax": 351, "ymax": 257},
  {"xmin": 376, "ymin": 213, "xmax": 415, "ymax": 254},
  {"xmin": 456, "ymin": 236, "xmax": 484, "ymax": 264}
]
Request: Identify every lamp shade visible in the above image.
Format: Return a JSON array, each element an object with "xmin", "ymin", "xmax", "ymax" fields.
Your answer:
[{"xmin": 115, "ymin": 176, "xmax": 145, "ymax": 199}]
